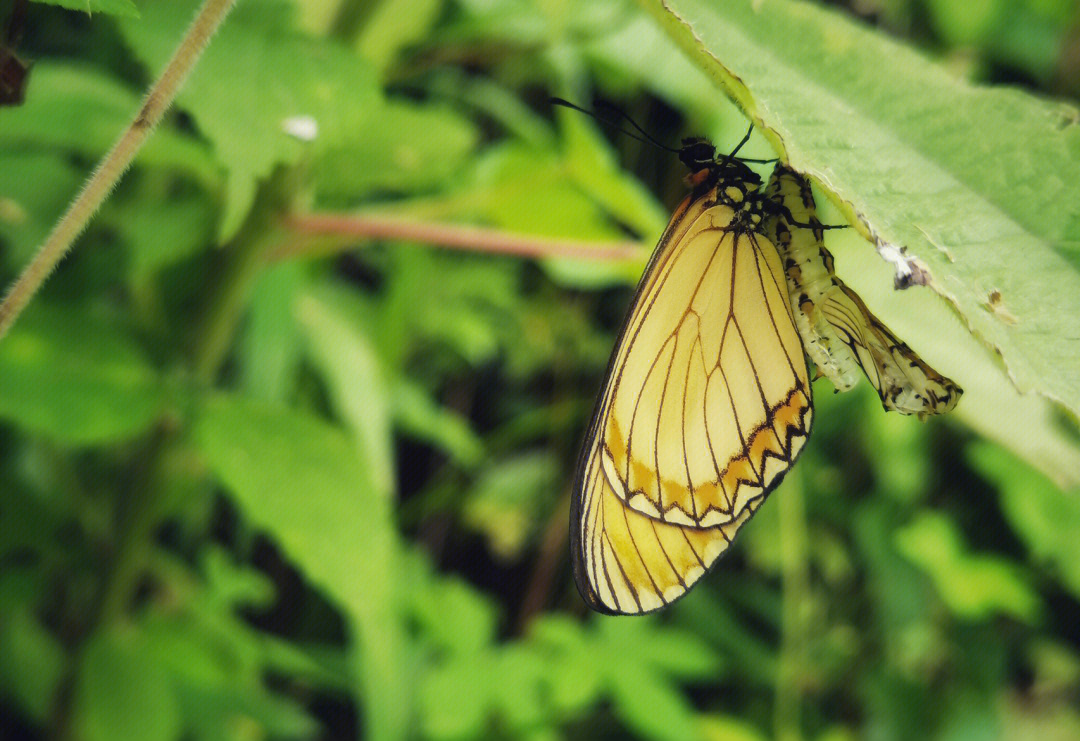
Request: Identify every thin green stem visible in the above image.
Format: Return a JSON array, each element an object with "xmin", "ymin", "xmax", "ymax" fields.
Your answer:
[
  {"xmin": 191, "ymin": 171, "xmax": 294, "ymax": 383},
  {"xmin": 0, "ymin": 0, "xmax": 237, "ymax": 341},
  {"xmin": 775, "ymin": 470, "xmax": 809, "ymax": 741},
  {"xmin": 95, "ymin": 429, "xmax": 173, "ymax": 626}
]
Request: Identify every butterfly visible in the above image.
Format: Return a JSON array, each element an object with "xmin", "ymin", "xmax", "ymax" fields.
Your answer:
[{"xmin": 570, "ymin": 132, "xmax": 961, "ymax": 615}]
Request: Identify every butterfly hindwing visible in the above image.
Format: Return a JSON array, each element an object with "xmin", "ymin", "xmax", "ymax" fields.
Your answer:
[{"xmin": 572, "ymin": 437, "xmax": 764, "ymax": 614}]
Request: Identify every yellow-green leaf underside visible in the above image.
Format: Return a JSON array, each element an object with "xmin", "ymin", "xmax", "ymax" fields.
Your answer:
[{"xmin": 644, "ymin": 0, "xmax": 1080, "ymax": 420}]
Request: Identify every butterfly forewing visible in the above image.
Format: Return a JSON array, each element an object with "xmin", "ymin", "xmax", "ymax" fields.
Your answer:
[
  {"xmin": 571, "ymin": 179, "xmax": 813, "ymax": 614},
  {"xmin": 594, "ymin": 198, "xmax": 811, "ymax": 529}
]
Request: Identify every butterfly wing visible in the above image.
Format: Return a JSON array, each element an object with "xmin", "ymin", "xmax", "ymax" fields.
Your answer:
[
  {"xmin": 765, "ymin": 164, "xmax": 962, "ymax": 418},
  {"xmin": 571, "ymin": 439, "xmax": 763, "ymax": 614},
  {"xmin": 571, "ymin": 189, "xmax": 813, "ymax": 614},
  {"xmin": 818, "ymin": 285, "xmax": 962, "ymax": 417},
  {"xmin": 588, "ymin": 194, "xmax": 813, "ymax": 530}
]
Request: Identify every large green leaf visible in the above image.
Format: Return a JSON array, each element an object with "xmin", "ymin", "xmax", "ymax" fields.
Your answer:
[
  {"xmin": 969, "ymin": 442, "xmax": 1080, "ymax": 598},
  {"xmin": 0, "ymin": 153, "xmax": 81, "ymax": 268},
  {"xmin": 0, "ymin": 307, "xmax": 166, "ymax": 445},
  {"xmin": 71, "ymin": 630, "xmax": 181, "ymax": 741},
  {"xmin": 117, "ymin": 2, "xmax": 379, "ymax": 239},
  {"xmin": 191, "ymin": 394, "xmax": 410, "ymax": 740},
  {"xmin": 295, "ymin": 290, "xmax": 396, "ymax": 499},
  {"xmin": 32, "ymin": 0, "xmax": 138, "ymax": 17},
  {"xmin": 895, "ymin": 511, "xmax": 1041, "ymax": 622},
  {"xmin": 0, "ymin": 606, "xmax": 65, "ymax": 722},
  {"xmin": 645, "ymin": 0, "xmax": 1080, "ymax": 418}
]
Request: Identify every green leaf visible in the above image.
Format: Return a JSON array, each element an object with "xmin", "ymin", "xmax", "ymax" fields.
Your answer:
[
  {"xmin": 237, "ymin": 261, "xmax": 305, "ymax": 402},
  {"xmin": 176, "ymin": 681, "xmax": 317, "ymax": 741},
  {"xmin": 647, "ymin": 0, "xmax": 1080, "ymax": 418},
  {"xmin": 31, "ymin": 0, "xmax": 139, "ymax": 18},
  {"xmin": 191, "ymin": 393, "xmax": 411, "ymax": 740},
  {"xmin": 392, "ymin": 378, "xmax": 484, "ymax": 466},
  {"xmin": 313, "ymin": 99, "xmax": 479, "ymax": 200},
  {"xmin": 609, "ymin": 668, "xmax": 701, "ymax": 741},
  {"xmin": 200, "ymin": 546, "xmax": 275, "ymax": 610},
  {"xmin": 462, "ymin": 452, "xmax": 559, "ymax": 559},
  {"xmin": 622, "ymin": 625, "xmax": 723, "ymax": 679},
  {"xmin": 356, "ymin": 0, "xmax": 444, "ymax": 72},
  {"xmin": 407, "ymin": 572, "xmax": 498, "ymax": 657},
  {"xmin": 72, "ymin": 630, "xmax": 181, "ymax": 741},
  {"xmin": 490, "ymin": 645, "xmax": 548, "ymax": 728},
  {"xmin": 137, "ymin": 596, "xmax": 322, "ymax": 740},
  {"xmin": 296, "ymin": 290, "xmax": 396, "ymax": 498},
  {"xmin": 0, "ymin": 607, "xmax": 65, "ymax": 722},
  {"xmin": 698, "ymin": 715, "xmax": 769, "ymax": 741},
  {"xmin": 118, "ymin": 193, "xmax": 218, "ymax": 275},
  {"xmin": 526, "ymin": 616, "xmax": 605, "ymax": 715},
  {"xmin": 0, "ymin": 306, "xmax": 166, "ymax": 445},
  {"xmin": 969, "ymin": 442, "xmax": 1080, "ymax": 598},
  {"xmin": 672, "ymin": 590, "xmax": 777, "ymax": 685},
  {"xmin": 595, "ymin": 617, "xmax": 721, "ymax": 680},
  {"xmin": 402, "ymin": 142, "xmax": 651, "ymax": 289},
  {"xmin": 533, "ymin": 616, "xmax": 716, "ymax": 740},
  {"xmin": 0, "ymin": 63, "xmax": 218, "ymax": 187},
  {"xmin": 118, "ymin": 1, "xmax": 383, "ymax": 239},
  {"xmin": 585, "ymin": 14, "xmax": 726, "ymax": 127},
  {"xmin": 378, "ymin": 246, "xmax": 518, "ymax": 366},
  {"xmin": 0, "ymin": 152, "xmax": 81, "ymax": 267},
  {"xmin": 895, "ymin": 511, "xmax": 1041, "ymax": 622},
  {"xmin": 924, "ymin": 0, "xmax": 1002, "ymax": 46},
  {"xmin": 419, "ymin": 654, "xmax": 489, "ymax": 739},
  {"xmin": 424, "ymin": 70, "xmax": 555, "ymax": 148}
]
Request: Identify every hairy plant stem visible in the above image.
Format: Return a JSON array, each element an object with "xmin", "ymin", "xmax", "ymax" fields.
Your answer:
[
  {"xmin": 0, "ymin": 0, "xmax": 237, "ymax": 341},
  {"xmin": 56, "ymin": 172, "xmax": 289, "ymax": 739},
  {"xmin": 776, "ymin": 471, "xmax": 809, "ymax": 741}
]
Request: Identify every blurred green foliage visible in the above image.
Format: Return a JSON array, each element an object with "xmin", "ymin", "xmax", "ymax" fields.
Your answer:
[{"xmin": 2, "ymin": 0, "xmax": 1080, "ymax": 740}]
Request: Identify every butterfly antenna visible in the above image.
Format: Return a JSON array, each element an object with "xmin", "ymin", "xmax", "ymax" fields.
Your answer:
[
  {"xmin": 726, "ymin": 123, "xmax": 754, "ymax": 160},
  {"xmin": 550, "ymin": 97, "xmax": 679, "ymax": 153},
  {"xmin": 594, "ymin": 100, "xmax": 676, "ymax": 152}
]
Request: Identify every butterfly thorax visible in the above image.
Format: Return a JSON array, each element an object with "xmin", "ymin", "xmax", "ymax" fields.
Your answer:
[{"xmin": 680, "ymin": 138, "xmax": 769, "ymax": 234}]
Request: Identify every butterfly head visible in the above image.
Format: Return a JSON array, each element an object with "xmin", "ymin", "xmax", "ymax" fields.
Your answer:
[
  {"xmin": 678, "ymin": 137, "xmax": 718, "ymax": 171},
  {"xmin": 681, "ymin": 137, "xmax": 762, "ymax": 189}
]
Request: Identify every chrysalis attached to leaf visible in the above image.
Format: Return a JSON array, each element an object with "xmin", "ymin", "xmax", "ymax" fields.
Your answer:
[{"xmin": 763, "ymin": 164, "xmax": 962, "ymax": 418}]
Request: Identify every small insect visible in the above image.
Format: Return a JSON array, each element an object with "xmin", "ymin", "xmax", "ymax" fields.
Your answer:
[
  {"xmin": 983, "ymin": 288, "xmax": 1018, "ymax": 325},
  {"xmin": 569, "ymin": 122, "xmax": 961, "ymax": 614}
]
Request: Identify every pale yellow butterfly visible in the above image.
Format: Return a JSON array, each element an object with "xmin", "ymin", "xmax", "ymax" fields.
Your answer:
[{"xmin": 570, "ymin": 141, "xmax": 960, "ymax": 614}]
